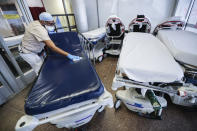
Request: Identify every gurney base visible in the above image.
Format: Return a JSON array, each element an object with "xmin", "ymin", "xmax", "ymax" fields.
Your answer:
[
  {"xmin": 15, "ymin": 89, "xmax": 113, "ymax": 131},
  {"xmin": 112, "ymin": 75, "xmax": 197, "ymax": 106},
  {"xmin": 138, "ymin": 112, "xmax": 162, "ymax": 120},
  {"xmin": 105, "ymin": 49, "xmax": 121, "ymax": 56},
  {"xmin": 89, "ymin": 41, "xmax": 105, "ymax": 62},
  {"xmin": 170, "ymin": 93, "xmax": 197, "ymax": 107},
  {"xmin": 114, "ymin": 88, "xmax": 167, "ymax": 119}
]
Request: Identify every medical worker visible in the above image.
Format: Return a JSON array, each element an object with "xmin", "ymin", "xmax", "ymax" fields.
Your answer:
[{"xmin": 19, "ymin": 12, "xmax": 80, "ymax": 75}]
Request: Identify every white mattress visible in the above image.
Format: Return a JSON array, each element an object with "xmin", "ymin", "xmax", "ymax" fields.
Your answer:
[
  {"xmin": 157, "ymin": 30, "xmax": 197, "ymax": 66},
  {"xmin": 82, "ymin": 27, "xmax": 105, "ymax": 39},
  {"xmin": 118, "ymin": 32, "xmax": 183, "ymax": 83}
]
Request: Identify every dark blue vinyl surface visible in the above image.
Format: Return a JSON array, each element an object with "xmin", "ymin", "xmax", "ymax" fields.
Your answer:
[{"xmin": 25, "ymin": 32, "xmax": 104, "ymax": 115}]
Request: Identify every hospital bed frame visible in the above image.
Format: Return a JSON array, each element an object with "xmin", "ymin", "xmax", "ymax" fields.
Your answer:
[
  {"xmin": 81, "ymin": 28, "xmax": 107, "ymax": 63},
  {"xmin": 153, "ymin": 19, "xmax": 184, "ymax": 36},
  {"xmin": 128, "ymin": 15, "xmax": 151, "ymax": 33},
  {"xmin": 178, "ymin": 61, "xmax": 197, "ymax": 85},
  {"xmin": 155, "ymin": 27, "xmax": 197, "ymax": 86},
  {"xmin": 112, "ymin": 59, "xmax": 197, "ymax": 107},
  {"xmin": 16, "ymin": 89, "xmax": 113, "ymax": 131},
  {"xmin": 15, "ymin": 32, "xmax": 113, "ymax": 131},
  {"xmin": 105, "ymin": 19, "xmax": 125, "ymax": 56},
  {"xmin": 113, "ymin": 75, "xmax": 197, "ymax": 97}
]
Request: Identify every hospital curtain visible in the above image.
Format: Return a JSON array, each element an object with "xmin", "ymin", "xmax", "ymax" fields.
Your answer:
[{"xmin": 29, "ymin": 7, "xmax": 46, "ymax": 20}]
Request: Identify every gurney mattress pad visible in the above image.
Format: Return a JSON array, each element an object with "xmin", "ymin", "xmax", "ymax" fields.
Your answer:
[
  {"xmin": 25, "ymin": 32, "xmax": 104, "ymax": 115},
  {"xmin": 157, "ymin": 30, "xmax": 197, "ymax": 66},
  {"xmin": 118, "ymin": 32, "xmax": 183, "ymax": 83}
]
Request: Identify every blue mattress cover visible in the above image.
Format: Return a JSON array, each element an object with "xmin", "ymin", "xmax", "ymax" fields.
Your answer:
[{"xmin": 25, "ymin": 32, "xmax": 104, "ymax": 115}]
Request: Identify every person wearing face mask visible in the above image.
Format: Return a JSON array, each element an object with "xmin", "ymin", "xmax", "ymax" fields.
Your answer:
[{"xmin": 19, "ymin": 12, "xmax": 81, "ymax": 75}]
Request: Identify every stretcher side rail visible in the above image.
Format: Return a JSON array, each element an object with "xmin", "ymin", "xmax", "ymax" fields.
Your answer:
[
  {"xmin": 113, "ymin": 75, "xmax": 197, "ymax": 97},
  {"xmin": 78, "ymin": 33, "xmax": 95, "ymax": 64},
  {"xmin": 179, "ymin": 61, "xmax": 197, "ymax": 72},
  {"xmin": 114, "ymin": 75, "xmax": 178, "ymax": 94}
]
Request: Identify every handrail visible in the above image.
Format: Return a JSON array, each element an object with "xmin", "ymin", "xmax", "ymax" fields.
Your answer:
[
  {"xmin": 52, "ymin": 13, "xmax": 78, "ymax": 32},
  {"xmin": 78, "ymin": 33, "xmax": 95, "ymax": 65}
]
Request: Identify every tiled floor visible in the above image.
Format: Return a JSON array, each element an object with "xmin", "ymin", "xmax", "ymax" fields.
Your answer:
[{"xmin": 0, "ymin": 57, "xmax": 197, "ymax": 131}]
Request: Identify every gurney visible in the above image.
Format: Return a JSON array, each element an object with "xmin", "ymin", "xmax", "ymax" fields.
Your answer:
[
  {"xmin": 157, "ymin": 29, "xmax": 197, "ymax": 91},
  {"xmin": 15, "ymin": 32, "xmax": 113, "ymax": 131},
  {"xmin": 82, "ymin": 27, "xmax": 106, "ymax": 44},
  {"xmin": 112, "ymin": 32, "xmax": 197, "ymax": 119},
  {"xmin": 128, "ymin": 15, "xmax": 151, "ymax": 33},
  {"xmin": 82, "ymin": 27, "xmax": 106, "ymax": 62},
  {"xmin": 105, "ymin": 15, "xmax": 125, "ymax": 55},
  {"xmin": 153, "ymin": 16, "xmax": 184, "ymax": 35},
  {"xmin": 157, "ymin": 30, "xmax": 197, "ymax": 67}
]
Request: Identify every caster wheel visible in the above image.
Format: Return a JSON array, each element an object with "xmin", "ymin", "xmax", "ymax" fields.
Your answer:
[
  {"xmin": 98, "ymin": 106, "xmax": 105, "ymax": 112},
  {"xmin": 56, "ymin": 124, "xmax": 63, "ymax": 128},
  {"xmin": 103, "ymin": 53, "xmax": 107, "ymax": 58},
  {"xmin": 114, "ymin": 99, "xmax": 121, "ymax": 110},
  {"xmin": 71, "ymin": 127, "xmax": 85, "ymax": 131},
  {"xmin": 98, "ymin": 56, "xmax": 103, "ymax": 62}
]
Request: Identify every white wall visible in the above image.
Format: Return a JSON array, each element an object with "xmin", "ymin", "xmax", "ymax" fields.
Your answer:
[
  {"xmin": 43, "ymin": 0, "xmax": 73, "ymax": 15},
  {"xmin": 71, "ymin": 0, "xmax": 88, "ymax": 32},
  {"xmin": 187, "ymin": 1, "xmax": 197, "ymax": 25},
  {"xmin": 175, "ymin": 0, "xmax": 197, "ymax": 33},
  {"xmin": 33, "ymin": 0, "xmax": 178, "ymax": 32},
  {"xmin": 43, "ymin": 0, "xmax": 64, "ymax": 14},
  {"xmin": 175, "ymin": 0, "xmax": 191, "ymax": 19},
  {"xmin": 97, "ymin": 0, "xmax": 113, "ymax": 27},
  {"xmin": 75, "ymin": 0, "xmax": 178, "ymax": 31},
  {"xmin": 97, "ymin": 0, "xmax": 177, "ymax": 31},
  {"xmin": 185, "ymin": 0, "xmax": 197, "ymax": 33},
  {"xmin": 84, "ymin": 0, "xmax": 98, "ymax": 30}
]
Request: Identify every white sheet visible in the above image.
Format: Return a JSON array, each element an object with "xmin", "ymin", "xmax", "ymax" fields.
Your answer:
[
  {"xmin": 157, "ymin": 30, "xmax": 197, "ymax": 66},
  {"xmin": 118, "ymin": 32, "xmax": 183, "ymax": 83},
  {"xmin": 82, "ymin": 27, "xmax": 106, "ymax": 39}
]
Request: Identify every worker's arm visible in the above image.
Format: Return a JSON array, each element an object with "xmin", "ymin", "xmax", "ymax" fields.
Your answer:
[
  {"xmin": 43, "ymin": 40, "xmax": 81, "ymax": 61},
  {"xmin": 44, "ymin": 40, "xmax": 69, "ymax": 56}
]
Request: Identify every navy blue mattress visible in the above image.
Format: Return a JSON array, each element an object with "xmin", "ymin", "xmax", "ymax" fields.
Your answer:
[{"xmin": 25, "ymin": 32, "xmax": 104, "ymax": 115}]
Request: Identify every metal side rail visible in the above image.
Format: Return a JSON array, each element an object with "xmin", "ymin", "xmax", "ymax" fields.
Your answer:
[
  {"xmin": 113, "ymin": 75, "xmax": 197, "ymax": 97},
  {"xmin": 78, "ymin": 33, "xmax": 95, "ymax": 65}
]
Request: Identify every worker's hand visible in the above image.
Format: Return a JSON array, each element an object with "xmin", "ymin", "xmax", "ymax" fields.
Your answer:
[{"xmin": 67, "ymin": 54, "xmax": 82, "ymax": 61}]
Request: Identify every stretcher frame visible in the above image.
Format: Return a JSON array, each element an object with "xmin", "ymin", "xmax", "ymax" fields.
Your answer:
[
  {"xmin": 15, "ymin": 32, "xmax": 113, "ymax": 131},
  {"xmin": 112, "ymin": 59, "xmax": 197, "ymax": 107},
  {"xmin": 15, "ymin": 89, "xmax": 113, "ymax": 131},
  {"xmin": 81, "ymin": 29, "xmax": 107, "ymax": 63}
]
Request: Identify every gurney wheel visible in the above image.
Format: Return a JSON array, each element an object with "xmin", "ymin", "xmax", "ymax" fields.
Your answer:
[
  {"xmin": 138, "ymin": 112, "xmax": 162, "ymax": 120},
  {"xmin": 98, "ymin": 56, "xmax": 103, "ymax": 62},
  {"xmin": 98, "ymin": 106, "xmax": 105, "ymax": 112},
  {"xmin": 114, "ymin": 99, "xmax": 121, "ymax": 110},
  {"xmin": 103, "ymin": 53, "xmax": 107, "ymax": 58}
]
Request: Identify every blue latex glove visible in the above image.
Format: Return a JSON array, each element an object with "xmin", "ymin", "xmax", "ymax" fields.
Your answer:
[{"xmin": 67, "ymin": 54, "xmax": 82, "ymax": 61}]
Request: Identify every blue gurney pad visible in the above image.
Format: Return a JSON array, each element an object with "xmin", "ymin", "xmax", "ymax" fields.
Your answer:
[{"xmin": 25, "ymin": 32, "xmax": 104, "ymax": 115}]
